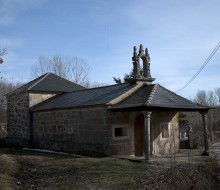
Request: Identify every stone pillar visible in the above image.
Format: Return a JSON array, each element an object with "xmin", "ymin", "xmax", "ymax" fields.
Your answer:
[
  {"xmin": 144, "ymin": 112, "xmax": 152, "ymax": 160},
  {"xmin": 132, "ymin": 46, "xmax": 141, "ymax": 78},
  {"xmin": 200, "ymin": 111, "xmax": 209, "ymax": 156}
]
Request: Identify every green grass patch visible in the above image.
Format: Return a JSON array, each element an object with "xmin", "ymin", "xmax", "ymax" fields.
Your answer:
[{"xmin": 64, "ymin": 157, "xmax": 154, "ymax": 189}]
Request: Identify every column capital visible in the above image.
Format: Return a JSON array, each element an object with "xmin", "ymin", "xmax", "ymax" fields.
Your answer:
[
  {"xmin": 199, "ymin": 111, "xmax": 208, "ymax": 117},
  {"xmin": 143, "ymin": 111, "xmax": 152, "ymax": 118}
]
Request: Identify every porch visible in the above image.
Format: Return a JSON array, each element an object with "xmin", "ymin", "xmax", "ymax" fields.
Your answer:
[{"xmin": 114, "ymin": 146, "xmax": 214, "ymax": 164}]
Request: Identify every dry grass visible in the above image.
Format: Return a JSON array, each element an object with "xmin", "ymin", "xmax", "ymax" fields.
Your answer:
[
  {"xmin": 0, "ymin": 153, "xmax": 16, "ymax": 190},
  {"xmin": 0, "ymin": 148, "xmax": 220, "ymax": 190},
  {"xmin": 134, "ymin": 159, "xmax": 220, "ymax": 190},
  {"xmin": 0, "ymin": 148, "xmax": 153, "ymax": 190}
]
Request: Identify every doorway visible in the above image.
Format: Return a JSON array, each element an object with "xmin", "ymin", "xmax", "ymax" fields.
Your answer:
[{"xmin": 134, "ymin": 114, "xmax": 144, "ymax": 156}]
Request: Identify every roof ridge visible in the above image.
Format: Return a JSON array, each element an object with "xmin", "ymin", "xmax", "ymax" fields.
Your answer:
[
  {"xmin": 145, "ymin": 84, "xmax": 158, "ymax": 106},
  {"xmin": 89, "ymin": 82, "xmax": 130, "ymax": 89},
  {"xmin": 27, "ymin": 73, "xmax": 51, "ymax": 91},
  {"xmin": 67, "ymin": 82, "xmax": 132, "ymax": 93}
]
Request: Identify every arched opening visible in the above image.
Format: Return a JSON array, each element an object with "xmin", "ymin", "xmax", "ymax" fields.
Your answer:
[{"xmin": 134, "ymin": 113, "xmax": 144, "ymax": 156}]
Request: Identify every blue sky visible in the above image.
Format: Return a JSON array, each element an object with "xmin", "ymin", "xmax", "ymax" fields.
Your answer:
[{"xmin": 0, "ymin": 0, "xmax": 220, "ymax": 98}]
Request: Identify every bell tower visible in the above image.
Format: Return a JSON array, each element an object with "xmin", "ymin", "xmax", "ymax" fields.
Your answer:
[{"xmin": 131, "ymin": 44, "xmax": 155, "ymax": 84}]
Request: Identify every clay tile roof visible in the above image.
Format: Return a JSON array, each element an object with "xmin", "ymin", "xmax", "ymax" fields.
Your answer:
[{"xmin": 8, "ymin": 73, "xmax": 85, "ymax": 95}]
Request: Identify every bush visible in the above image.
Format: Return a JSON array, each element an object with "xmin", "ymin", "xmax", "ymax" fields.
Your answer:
[{"xmin": 134, "ymin": 160, "xmax": 220, "ymax": 190}]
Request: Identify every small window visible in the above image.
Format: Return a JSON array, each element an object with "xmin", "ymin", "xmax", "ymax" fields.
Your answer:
[
  {"xmin": 161, "ymin": 123, "xmax": 169, "ymax": 138},
  {"xmin": 113, "ymin": 126, "xmax": 129, "ymax": 140},
  {"xmin": 115, "ymin": 127, "xmax": 128, "ymax": 137}
]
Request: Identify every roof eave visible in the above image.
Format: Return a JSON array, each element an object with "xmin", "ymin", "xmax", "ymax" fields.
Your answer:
[
  {"xmin": 30, "ymin": 103, "xmax": 108, "ymax": 112},
  {"xmin": 108, "ymin": 104, "xmax": 210, "ymax": 112}
]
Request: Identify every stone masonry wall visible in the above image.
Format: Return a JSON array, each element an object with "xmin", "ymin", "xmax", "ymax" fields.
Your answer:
[
  {"xmin": 106, "ymin": 111, "xmax": 132, "ymax": 155},
  {"xmin": 6, "ymin": 91, "xmax": 57, "ymax": 147},
  {"xmin": 32, "ymin": 107, "xmax": 108, "ymax": 154},
  {"xmin": 6, "ymin": 92, "xmax": 30, "ymax": 147},
  {"xmin": 29, "ymin": 93, "xmax": 57, "ymax": 107},
  {"xmin": 105, "ymin": 111, "xmax": 179, "ymax": 156},
  {"xmin": 151, "ymin": 111, "xmax": 179, "ymax": 155}
]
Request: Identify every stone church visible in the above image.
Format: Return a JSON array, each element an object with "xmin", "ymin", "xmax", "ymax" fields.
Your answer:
[{"xmin": 6, "ymin": 44, "xmax": 209, "ymax": 159}]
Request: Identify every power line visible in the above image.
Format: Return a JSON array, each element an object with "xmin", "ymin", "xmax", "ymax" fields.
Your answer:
[{"xmin": 176, "ymin": 42, "xmax": 220, "ymax": 93}]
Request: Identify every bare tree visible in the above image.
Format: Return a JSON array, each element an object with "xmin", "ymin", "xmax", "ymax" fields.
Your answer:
[
  {"xmin": 214, "ymin": 88, "xmax": 220, "ymax": 105},
  {"xmin": 0, "ymin": 48, "xmax": 7, "ymax": 78},
  {"xmin": 184, "ymin": 88, "xmax": 220, "ymax": 144},
  {"xmin": 0, "ymin": 11, "xmax": 7, "ymax": 64},
  {"xmin": 31, "ymin": 55, "xmax": 90, "ymax": 86},
  {"xmin": 194, "ymin": 90, "xmax": 208, "ymax": 106},
  {"xmin": 87, "ymin": 81, "xmax": 108, "ymax": 88},
  {"xmin": 0, "ymin": 48, "xmax": 7, "ymax": 57},
  {"xmin": 207, "ymin": 90, "xmax": 218, "ymax": 107}
]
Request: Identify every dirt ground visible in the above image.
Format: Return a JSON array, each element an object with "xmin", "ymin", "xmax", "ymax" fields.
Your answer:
[
  {"xmin": 1, "ymin": 148, "xmax": 220, "ymax": 190},
  {"xmin": 13, "ymin": 156, "xmax": 82, "ymax": 190}
]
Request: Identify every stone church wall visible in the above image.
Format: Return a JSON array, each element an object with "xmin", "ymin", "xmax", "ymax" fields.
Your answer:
[
  {"xmin": 6, "ymin": 92, "xmax": 30, "ymax": 147},
  {"xmin": 151, "ymin": 111, "xmax": 179, "ymax": 155},
  {"xmin": 6, "ymin": 91, "xmax": 57, "ymax": 147},
  {"xmin": 105, "ymin": 111, "xmax": 179, "ymax": 156},
  {"xmin": 106, "ymin": 111, "xmax": 132, "ymax": 155},
  {"xmin": 32, "ymin": 107, "xmax": 108, "ymax": 154}
]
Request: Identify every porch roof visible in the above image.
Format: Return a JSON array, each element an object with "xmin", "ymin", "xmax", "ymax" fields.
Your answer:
[{"xmin": 108, "ymin": 83, "xmax": 209, "ymax": 112}]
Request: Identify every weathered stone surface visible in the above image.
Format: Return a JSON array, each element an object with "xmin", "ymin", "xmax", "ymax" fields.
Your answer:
[
  {"xmin": 29, "ymin": 93, "xmax": 56, "ymax": 107},
  {"xmin": 6, "ymin": 90, "xmax": 180, "ymax": 156},
  {"xmin": 6, "ymin": 92, "xmax": 30, "ymax": 147},
  {"xmin": 32, "ymin": 107, "xmax": 108, "ymax": 154},
  {"xmin": 106, "ymin": 111, "xmax": 133, "ymax": 155},
  {"xmin": 151, "ymin": 112, "xmax": 179, "ymax": 155},
  {"xmin": 6, "ymin": 92, "xmax": 56, "ymax": 147}
]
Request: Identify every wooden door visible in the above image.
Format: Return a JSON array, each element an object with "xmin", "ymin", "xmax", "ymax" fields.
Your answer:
[{"xmin": 134, "ymin": 114, "xmax": 144, "ymax": 156}]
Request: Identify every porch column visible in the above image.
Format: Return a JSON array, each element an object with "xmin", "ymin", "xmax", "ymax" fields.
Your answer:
[
  {"xmin": 200, "ymin": 111, "xmax": 209, "ymax": 156},
  {"xmin": 144, "ymin": 112, "xmax": 152, "ymax": 160}
]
